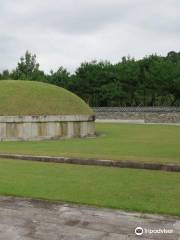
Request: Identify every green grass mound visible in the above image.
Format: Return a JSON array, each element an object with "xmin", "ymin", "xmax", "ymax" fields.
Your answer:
[{"xmin": 0, "ymin": 80, "xmax": 93, "ymax": 116}]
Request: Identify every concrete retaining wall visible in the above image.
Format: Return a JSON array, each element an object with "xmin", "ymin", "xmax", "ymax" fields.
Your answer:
[
  {"xmin": 0, "ymin": 115, "xmax": 95, "ymax": 141},
  {"xmin": 93, "ymin": 107, "xmax": 180, "ymax": 123}
]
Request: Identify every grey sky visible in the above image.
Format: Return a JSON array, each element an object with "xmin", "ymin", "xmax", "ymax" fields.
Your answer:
[{"xmin": 0, "ymin": 0, "xmax": 180, "ymax": 72}]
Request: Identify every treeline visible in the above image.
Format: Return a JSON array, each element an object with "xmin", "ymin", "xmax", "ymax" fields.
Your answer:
[{"xmin": 1, "ymin": 51, "xmax": 180, "ymax": 106}]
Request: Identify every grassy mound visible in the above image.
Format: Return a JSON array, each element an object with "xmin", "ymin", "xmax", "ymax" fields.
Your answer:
[{"xmin": 0, "ymin": 80, "xmax": 93, "ymax": 116}]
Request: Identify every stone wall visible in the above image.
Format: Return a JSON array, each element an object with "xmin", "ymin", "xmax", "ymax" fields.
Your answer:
[
  {"xmin": 0, "ymin": 115, "xmax": 95, "ymax": 141},
  {"xmin": 93, "ymin": 107, "xmax": 180, "ymax": 123}
]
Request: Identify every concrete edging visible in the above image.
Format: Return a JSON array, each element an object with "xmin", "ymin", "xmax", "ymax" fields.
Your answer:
[{"xmin": 0, "ymin": 154, "xmax": 179, "ymax": 172}]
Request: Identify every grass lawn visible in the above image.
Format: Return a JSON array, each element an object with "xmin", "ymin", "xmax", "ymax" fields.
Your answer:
[
  {"xmin": 0, "ymin": 158, "xmax": 179, "ymax": 216},
  {"xmin": 0, "ymin": 123, "xmax": 180, "ymax": 164}
]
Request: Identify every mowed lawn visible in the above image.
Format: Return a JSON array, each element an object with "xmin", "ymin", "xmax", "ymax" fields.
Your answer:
[
  {"xmin": 0, "ymin": 123, "xmax": 180, "ymax": 164},
  {"xmin": 0, "ymin": 158, "xmax": 179, "ymax": 216}
]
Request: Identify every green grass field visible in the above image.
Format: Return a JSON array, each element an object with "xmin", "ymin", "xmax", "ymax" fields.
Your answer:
[
  {"xmin": 0, "ymin": 123, "xmax": 180, "ymax": 164},
  {"xmin": 0, "ymin": 158, "xmax": 179, "ymax": 216}
]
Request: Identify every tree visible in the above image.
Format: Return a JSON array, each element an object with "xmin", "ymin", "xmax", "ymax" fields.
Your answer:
[
  {"xmin": 48, "ymin": 67, "xmax": 70, "ymax": 88},
  {"xmin": 1, "ymin": 50, "xmax": 180, "ymax": 106},
  {"xmin": 0, "ymin": 70, "xmax": 11, "ymax": 80},
  {"xmin": 13, "ymin": 51, "xmax": 45, "ymax": 81},
  {"xmin": 72, "ymin": 61, "xmax": 118, "ymax": 106},
  {"xmin": 116, "ymin": 58, "xmax": 141, "ymax": 106}
]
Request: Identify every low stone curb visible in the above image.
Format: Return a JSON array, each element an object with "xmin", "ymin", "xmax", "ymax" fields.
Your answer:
[{"xmin": 0, "ymin": 153, "xmax": 180, "ymax": 172}]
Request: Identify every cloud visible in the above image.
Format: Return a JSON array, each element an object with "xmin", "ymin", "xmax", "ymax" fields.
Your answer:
[{"xmin": 0, "ymin": 0, "xmax": 180, "ymax": 72}]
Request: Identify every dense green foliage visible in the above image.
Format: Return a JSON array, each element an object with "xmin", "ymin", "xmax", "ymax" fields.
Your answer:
[
  {"xmin": 0, "ymin": 80, "xmax": 93, "ymax": 115},
  {"xmin": 0, "ymin": 159, "xmax": 179, "ymax": 216},
  {"xmin": 1, "ymin": 51, "xmax": 180, "ymax": 106},
  {"xmin": 0, "ymin": 123, "xmax": 180, "ymax": 164}
]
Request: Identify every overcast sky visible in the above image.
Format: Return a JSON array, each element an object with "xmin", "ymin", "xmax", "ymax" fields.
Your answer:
[{"xmin": 0, "ymin": 0, "xmax": 179, "ymax": 73}]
